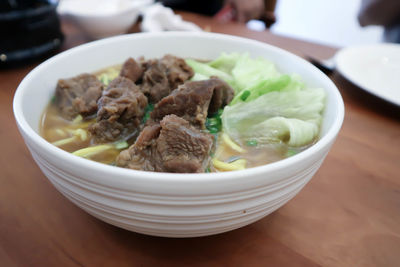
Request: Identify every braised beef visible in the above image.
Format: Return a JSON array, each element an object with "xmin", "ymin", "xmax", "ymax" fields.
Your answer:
[
  {"xmin": 208, "ymin": 77, "xmax": 235, "ymax": 114},
  {"xmin": 117, "ymin": 115, "xmax": 213, "ymax": 173},
  {"xmin": 140, "ymin": 59, "xmax": 170, "ymax": 103},
  {"xmin": 119, "ymin": 57, "xmax": 143, "ymax": 83},
  {"xmin": 107, "ymin": 76, "xmax": 136, "ymax": 90},
  {"xmin": 117, "ymin": 122, "xmax": 162, "ymax": 171},
  {"xmin": 161, "ymin": 54, "xmax": 194, "ymax": 90},
  {"xmin": 55, "ymin": 73, "xmax": 103, "ymax": 119},
  {"xmin": 151, "ymin": 77, "xmax": 234, "ymax": 128},
  {"xmin": 140, "ymin": 54, "xmax": 194, "ymax": 103},
  {"xmin": 89, "ymin": 77, "xmax": 148, "ymax": 143}
]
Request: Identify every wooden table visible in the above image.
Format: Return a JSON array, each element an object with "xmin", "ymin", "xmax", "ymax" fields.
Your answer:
[{"xmin": 1, "ymin": 12, "xmax": 399, "ymax": 267}]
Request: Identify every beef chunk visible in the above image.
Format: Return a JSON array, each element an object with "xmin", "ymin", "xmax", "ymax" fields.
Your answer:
[
  {"xmin": 157, "ymin": 116, "xmax": 213, "ymax": 172},
  {"xmin": 161, "ymin": 54, "xmax": 194, "ymax": 90},
  {"xmin": 151, "ymin": 77, "xmax": 234, "ymax": 128},
  {"xmin": 140, "ymin": 59, "xmax": 170, "ymax": 103},
  {"xmin": 140, "ymin": 54, "xmax": 194, "ymax": 103},
  {"xmin": 208, "ymin": 77, "xmax": 235, "ymax": 114},
  {"xmin": 55, "ymin": 73, "xmax": 103, "ymax": 119},
  {"xmin": 89, "ymin": 77, "xmax": 148, "ymax": 143},
  {"xmin": 107, "ymin": 76, "xmax": 136, "ymax": 90},
  {"xmin": 120, "ymin": 57, "xmax": 143, "ymax": 83},
  {"xmin": 117, "ymin": 123, "xmax": 162, "ymax": 171},
  {"xmin": 117, "ymin": 115, "xmax": 213, "ymax": 173}
]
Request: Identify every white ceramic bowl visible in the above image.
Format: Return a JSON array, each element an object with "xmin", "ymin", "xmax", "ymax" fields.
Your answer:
[
  {"xmin": 57, "ymin": 0, "xmax": 153, "ymax": 39},
  {"xmin": 13, "ymin": 32, "xmax": 344, "ymax": 237}
]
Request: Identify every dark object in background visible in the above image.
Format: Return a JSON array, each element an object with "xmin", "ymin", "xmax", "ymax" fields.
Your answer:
[
  {"xmin": 358, "ymin": 0, "xmax": 400, "ymax": 43},
  {"xmin": 159, "ymin": 0, "xmax": 277, "ymax": 27},
  {"xmin": 0, "ymin": 0, "xmax": 63, "ymax": 67},
  {"xmin": 159, "ymin": 0, "xmax": 224, "ymax": 16}
]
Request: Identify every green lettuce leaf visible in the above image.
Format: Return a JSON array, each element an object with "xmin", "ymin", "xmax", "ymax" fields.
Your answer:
[
  {"xmin": 187, "ymin": 53, "xmax": 290, "ymax": 99},
  {"xmin": 230, "ymin": 74, "xmax": 306, "ymax": 105},
  {"xmin": 231, "ymin": 53, "xmax": 280, "ymax": 93},
  {"xmin": 185, "ymin": 58, "xmax": 233, "ymax": 84},
  {"xmin": 222, "ymin": 87, "xmax": 325, "ymax": 147},
  {"xmin": 207, "ymin": 52, "xmax": 242, "ymax": 73},
  {"xmin": 187, "ymin": 52, "xmax": 326, "ymax": 147}
]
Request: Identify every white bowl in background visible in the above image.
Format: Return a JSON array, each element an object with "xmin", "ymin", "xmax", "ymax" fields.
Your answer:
[
  {"xmin": 57, "ymin": 0, "xmax": 153, "ymax": 39},
  {"xmin": 13, "ymin": 32, "xmax": 344, "ymax": 237}
]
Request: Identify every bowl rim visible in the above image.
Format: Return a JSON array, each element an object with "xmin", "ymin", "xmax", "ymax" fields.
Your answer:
[{"xmin": 13, "ymin": 31, "xmax": 344, "ymax": 185}]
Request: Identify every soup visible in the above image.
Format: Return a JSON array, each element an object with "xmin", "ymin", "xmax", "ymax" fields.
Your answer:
[{"xmin": 40, "ymin": 53, "xmax": 325, "ymax": 173}]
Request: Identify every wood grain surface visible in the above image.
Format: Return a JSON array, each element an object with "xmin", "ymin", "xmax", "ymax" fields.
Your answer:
[{"xmin": 1, "ymin": 12, "xmax": 399, "ymax": 267}]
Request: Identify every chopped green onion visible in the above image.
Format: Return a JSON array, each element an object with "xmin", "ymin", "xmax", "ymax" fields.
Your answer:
[
  {"xmin": 285, "ymin": 149, "xmax": 298, "ymax": 157},
  {"xmin": 246, "ymin": 140, "xmax": 258, "ymax": 146},
  {"xmin": 205, "ymin": 109, "xmax": 223, "ymax": 134},
  {"xmin": 207, "ymin": 126, "xmax": 220, "ymax": 134},
  {"xmin": 240, "ymin": 90, "xmax": 250, "ymax": 101},
  {"xmin": 206, "ymin": 118, "xmax": 219, "ymax": 126},
  {"xmin": 208, "ymin": 108, "xmax": 224, "ymax": 117},
  {"xmin": 142, "ymin": 103, "xmax": 154, "ymax": 123}
]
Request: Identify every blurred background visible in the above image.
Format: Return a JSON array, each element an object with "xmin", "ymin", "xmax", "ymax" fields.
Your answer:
[
  {"xmin": 1, "ymin": 0, "xmax": 398, "ymax": 66},
  {"xmin": 271, "ymin": 0, "xmax": 383, "ymax": 47},
  {"xmin": 158, "ymin": 0, "xmax": 396, "ymax": 46}
]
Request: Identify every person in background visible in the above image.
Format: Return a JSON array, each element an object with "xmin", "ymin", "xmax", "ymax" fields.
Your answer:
[
  {"xmin": 160, "ymin": 0, "xmax": 276, "ymax": 25},
  {"xmin": 358, "ymin": 0, "xmax": 400, "ymax": 43}
]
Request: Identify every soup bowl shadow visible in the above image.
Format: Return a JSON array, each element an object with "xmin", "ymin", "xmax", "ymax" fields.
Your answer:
[{"xmin": 13, "ymin": 32, "xmax": 344, "ymax": 237}]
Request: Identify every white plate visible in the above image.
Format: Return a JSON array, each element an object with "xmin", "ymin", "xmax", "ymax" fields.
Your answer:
[{"xmin": 335, "ymin": 43, "xmax": 400, "ymax": 106}]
